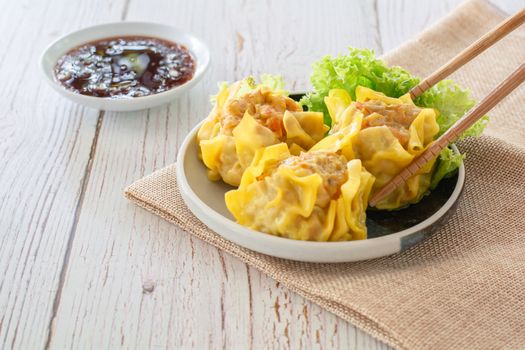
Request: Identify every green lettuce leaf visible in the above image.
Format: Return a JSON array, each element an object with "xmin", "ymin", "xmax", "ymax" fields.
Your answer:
[
  {"xmin": 301, "ymin": 47, "xmax": 488, "ymax": 188},
  {"xmin": 260, "ymin": 74, "xmax": 286, "ymax": 92},
  {"xmin": 210, "ymin": 75, "xmax": 286, "ymax": 104},
  {"xmin": 300, "ymin": 48, "xmax": 419, "ymax": 126},
  {"xmin": 431, "ymin": 147, "xmax": 465, "ymax": 189},
  {"xmin": 415, "ymin": 80, "xmax": 488, "ymax": 138}
]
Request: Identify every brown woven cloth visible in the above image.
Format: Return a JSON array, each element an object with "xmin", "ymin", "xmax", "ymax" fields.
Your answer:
[{"xmin": 125, "ymin": 1, "xmax": 525, "ymax": 348}]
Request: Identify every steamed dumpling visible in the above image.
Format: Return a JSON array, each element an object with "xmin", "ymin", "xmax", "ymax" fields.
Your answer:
[
  {"xmin": 312, "ymin": 86, "xmax": 440, "ymax": 210},
  {"xmin": 197, "ymin": 77, "xmax": 329, "ymax": 187},
  {"xmin": 225, "ymin": 143, "xmax": 375, "ymax": 241}
]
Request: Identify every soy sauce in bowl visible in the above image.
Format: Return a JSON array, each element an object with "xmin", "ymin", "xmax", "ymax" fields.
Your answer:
[{"xmin": 54, "ymin": 36, "xmax": 195, "ymax": 98}]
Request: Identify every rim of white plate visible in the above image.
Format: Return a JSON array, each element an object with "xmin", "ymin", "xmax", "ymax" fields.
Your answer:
[{"xmin": 176, "ymin": 119, "xmax": 465, "ymax": 262}]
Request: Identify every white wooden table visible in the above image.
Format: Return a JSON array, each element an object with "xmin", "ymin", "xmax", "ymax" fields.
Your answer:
[{"xmin": 1, "ymin": 0, "xmax": 519, "ymax": 349}]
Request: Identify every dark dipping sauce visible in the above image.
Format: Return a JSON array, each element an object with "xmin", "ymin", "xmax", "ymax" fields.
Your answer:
[{"xmin": 54, "ymin": 36, "xmax": 195, "ymax": 98}]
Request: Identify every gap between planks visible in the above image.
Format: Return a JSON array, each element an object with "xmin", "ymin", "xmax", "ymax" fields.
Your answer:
[
  {"xmin": 43, "ymin": 111, "xmax": 105, "ymax": 350},
  {"xmin": 43, "ymin": 2, "xmax": 132, "ymax": 347}
]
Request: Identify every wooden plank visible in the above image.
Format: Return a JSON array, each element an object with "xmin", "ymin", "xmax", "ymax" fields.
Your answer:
[
  {"xmin": 0, "ymin": 0, "xmax": 126, "ymax": 349},
  {"xmin": 46, "ymin": 0, "xmax": 390, "ymax": 349},
  {"xmin": 6, "ymin": 0, "xmax": 517, "ymax": 349}
]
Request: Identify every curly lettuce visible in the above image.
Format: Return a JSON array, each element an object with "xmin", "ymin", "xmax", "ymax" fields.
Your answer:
[
  {"xmin": 430, "ymin": 146, "xmax": 464, "ymax": 190},
  {"xmin": 300, "ymin": 47, "xmax": 488, "ymax": 190},
  {"xmin": 416, "ymin": 79, "xmax": 488, "ymax": 138},
  {"xmin": 211, "ymin": 75, "xmax": 287, "ymax": 103},
  {"xmin": 301, "ymin": 49, "xmax": 419, "ymax": 125}
]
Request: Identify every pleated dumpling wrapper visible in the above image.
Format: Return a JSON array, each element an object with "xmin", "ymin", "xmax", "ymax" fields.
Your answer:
[
  {"xmin": 225, "ymin": 143, "xmax": 375, "ymax": 241},
  {"xmin": 197, "ymin": 76, "xmax": 329, "ymax": 187},
  {"xmin": 311, "ymin": 86, "xmax": 440, "ymax": 210}
]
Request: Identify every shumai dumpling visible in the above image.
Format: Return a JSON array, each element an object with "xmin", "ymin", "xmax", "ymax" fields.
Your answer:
[
  {"xmin": 197, "ymin": 77, "xmax": 329, "ymax": 187},
  {"xmin": 225, "ymin": 143, "xmax": 375, "ymax": 241},
  {"xmin": 311, "ymin": 86, "xmax": 440, "ymax": 210}
]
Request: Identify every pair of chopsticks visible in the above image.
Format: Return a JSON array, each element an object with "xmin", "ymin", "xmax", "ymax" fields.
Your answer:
[{"xmin": 369, "ymin": 7, "xmax": 525, "ymax": 207}]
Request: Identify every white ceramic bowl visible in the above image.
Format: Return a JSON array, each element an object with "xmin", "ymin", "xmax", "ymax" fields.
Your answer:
[
  {"xmin": 39, "ymin": 22, "xmax": 210, "ymax": 111},
  {"xmin": 176, "ymin": 119, "xmax": 465, "ymax": 263}
]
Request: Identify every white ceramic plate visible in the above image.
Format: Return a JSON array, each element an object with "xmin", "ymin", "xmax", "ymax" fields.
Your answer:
[
  {"xmin": 39, "ymin": 22, "xmax": 210, "ymax": 111},
  {"xmin": 176, "ymin": 116, "xmax": 465, "ymax": 263}
]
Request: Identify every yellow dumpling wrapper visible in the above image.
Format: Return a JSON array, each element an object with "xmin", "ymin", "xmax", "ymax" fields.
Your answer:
[
  {"xmin": 283, "ymin": 111, "xmax": 328, "ymax": 150},
  {"xmin": 320, "ymin": 86, "xmax": 440, "ymax": 209},
  {"xmin": 356, "ymin": 85, "xmax": 408, "ymax": 105},
  {"xmin": 233, "ymin": 112, "xmax": 279, "ymax": 169},
  {"xmin": 353, "ymin": 126, "xmax": 415, "ymax": 192},
  {"xmin": 288, "ymin": 143, "xmax": 305, "ymax": 156},
  {"xmin": 407, "ymin": 109, "xmax": 440, "ymax": 154},
  {"xmin": 239, "ymin": 142, "xmax": 290, "ymax": 187},
  {"xmin": 311, "ymin": 106, "xmax": 363, "ymax": 160},
  {"xmin": 325, "ymin": 89, "xmax": 353, "ymax": 123},
  {"xmin": 197, "ymin": 83, "xmax": 231, "ymax": 144},
  {"xmin": 200, "ymin": 135, "xmax": 242, "ymax": 185},
  {"xmin": 340, "ymin": 160, "xmax": 375, "ymax": 240},
  {"xmin": 197, "ymin": 81, "xmax": 329, "ymax": 187},
  {"xmin": 225, "ymin": 144, "xmax": 375, "ymax": 241}
]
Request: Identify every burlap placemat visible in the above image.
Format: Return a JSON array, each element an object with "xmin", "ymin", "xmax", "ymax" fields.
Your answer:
[{"xmin": 125, "ymin": 1, "xmax": 525, "ymax": 348}]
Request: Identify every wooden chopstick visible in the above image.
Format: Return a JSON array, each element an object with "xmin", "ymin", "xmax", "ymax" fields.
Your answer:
[
  {"xmin": 369, "ymin": 61, "xmax": 525, "ymax": 208},
  {"xmin": 409, "ymin": 7, "xmax": 525, "ymax": 99}
]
